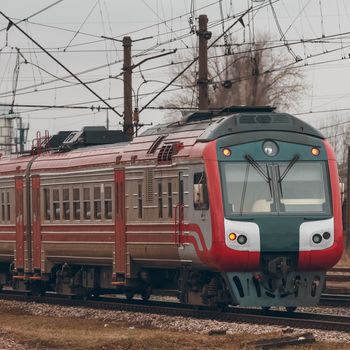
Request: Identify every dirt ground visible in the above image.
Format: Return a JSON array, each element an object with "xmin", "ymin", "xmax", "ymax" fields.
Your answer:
[{"xmin": 0, "ymin": 308, "xmax": 349, "ymax": 350}]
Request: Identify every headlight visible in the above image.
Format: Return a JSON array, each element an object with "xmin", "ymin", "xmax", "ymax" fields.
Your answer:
[
  {"xmin": 262, "ymin": 140, "xmax": 279, "ymax": 157},
  {"xmin": 312, "ymin": 234, "xmax": 322, "ymax": 244},
  {"xmin": 237, "ymin": 235, "xmax": 247, "ymax": 245}
]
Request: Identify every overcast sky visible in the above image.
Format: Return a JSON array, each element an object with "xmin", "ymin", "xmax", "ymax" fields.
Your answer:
[{"xmin": 0, "ymin": 0, "xmax": 350, "ymax": 144}]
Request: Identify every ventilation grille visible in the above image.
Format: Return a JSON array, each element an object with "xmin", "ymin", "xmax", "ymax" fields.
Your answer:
[
  {"xmin": 145, "ymin": 169, "xmax": 154, "ymax": 204},
  {"xmin": 238, "ymin": 114, "xmax": 290, "ymax": 125},
  {"xmin": 158, "ymin": 144, "xmax": 175, "ymax": 162}
]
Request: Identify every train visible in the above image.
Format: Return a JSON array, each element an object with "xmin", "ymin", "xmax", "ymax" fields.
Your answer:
[{"xmin": 0, "ymin": 106, "xmax": 343, "ymax": 311}]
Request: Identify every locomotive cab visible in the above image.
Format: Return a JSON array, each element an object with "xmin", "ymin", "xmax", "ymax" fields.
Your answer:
[{"xmin": 200, "ymin": 110, "xmax": 343, "ymax": 308}]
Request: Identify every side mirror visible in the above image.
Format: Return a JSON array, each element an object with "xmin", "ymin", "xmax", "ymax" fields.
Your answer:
[
  {"xmin": 194, "ymin": 184, "xmax": 205, "ymax": 207},
  {"xmin": 339, "ymin": 182, "xmax": 345, "ymax": 204}
]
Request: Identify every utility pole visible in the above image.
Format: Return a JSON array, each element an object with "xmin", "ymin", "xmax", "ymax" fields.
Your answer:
[
  {"xmin": 106, "ymin": 109, "xmax": 109, "ymax": 130},
  {"xmin": 251, "ymin": 54, "xmax": 260, "ymax": 106},
  {"xmin": 197, "ymin": 14, "xmax": 210, "ymax": 110},
  {"xmin": 123, "ymin": 36, "xmax": 133, "ymax": 140}
]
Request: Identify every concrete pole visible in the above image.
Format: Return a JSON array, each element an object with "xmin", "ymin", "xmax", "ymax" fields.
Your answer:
[
  {"xmin": 123, "ymin": 36, "xmax": 133, "ymax": 140},
  {"xmin": 197, "ymin": 15, "xmax": 209, "ymax": 110}
]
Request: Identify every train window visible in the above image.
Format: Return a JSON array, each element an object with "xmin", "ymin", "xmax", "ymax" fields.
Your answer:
[
  {"xmin": 73, "ymin": 188, "xmax": 81, "ymax": 220},
  {"xmin": 167, "ymin": 182, "xmax": 173, "ymax": 218},
  {"xmin": 94, "ymin": 186, "xmax": 102, "ymax": 220},
  {"xmin": 158, "ymin": 182, "xmax": 163, "ymax": 218},
  {"xmin": 104, "ymin": 185, "xmax": 112, "ymax": 220},
  {"xmin": 62, "ymin": 188, "xmax": 70, "ymax": 220},
  {"xmin": 83, "ymin": 187, "xmax": 91, "ymax": 220},
  {"xmin": 221, "ymin": 161, "xmax": 330, "ymax": 215},
  {"xmin": 43, "ymin": 188, "xmax": 50, "ymax": 221},
  {"xmin": 221, "ymin": 163, "xmax": 273, "ymax": 215},
  {"xmin": 278, "ymin": 162, "xmax": 330, "ymax": 213},
  {"xmin": 138, "ymin": 183, "xmax": 143, "ymax": 219},
  {"xmin": 6, "ymin": 192, "xmax": 10, "ymax": 222},
  {"xmin": 52, "ymin": 189, "xmax": 60, "ymax": 220},
  {"xmin": 1, "ymin": 192, "xmax": 5, "ymax": 222},
  {"xmin": 193, "ymin": 172, "xmax": 209, "ymax": 210}
]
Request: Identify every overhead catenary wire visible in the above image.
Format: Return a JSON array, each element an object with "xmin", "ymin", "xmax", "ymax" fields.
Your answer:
[
  {"xmin": 2, "ymin": 35, "xmax": 350, "ymax": 110},
  {"xmin": 0, "ymin": 27, "xmax": 348, "ymax": 111},
  {"xmin": 0, "ymin": 86, "xmax": 185, "ymax": 117},
  {"xmin": 139, "ymin": 6, "xmax": 252, "ymax": 113},
  {"xmin": 0, "ymin": 102, "xmax": 109, "ymax": 110},
  {"xmin": 16, "ymin": 0, "xmax": 224, "ymax": 52},
  {"xmin": 1, "ymin": 0, "xmax": 349, "ymax": 130},
  {"xmin": 295, "ymin": 107, "xmax": 350, "ymax": 116},
  {"xmin": 63, "ymin": 0, "xmax": 100, "ymax": 51},
  {"xmin": 0, "ymin": 10, "xmax": 122, "ymax": 117},
  {"xmin": 0, "ymin": 0, "xmax": 65, "ymax": 33},
  {"xmin": 0, "ymin": 0, "xmax": 296, "ymax": 102}
]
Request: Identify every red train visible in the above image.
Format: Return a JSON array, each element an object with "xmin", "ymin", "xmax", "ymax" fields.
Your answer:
[{"xmin": 0, "ymin": 107, "xmax": 343, "ymax": 310}]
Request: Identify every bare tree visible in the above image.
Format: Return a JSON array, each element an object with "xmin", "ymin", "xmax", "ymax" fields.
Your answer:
[
  {"xmin": 164, "ymin": 35, "xmax": 305, "ymax": 116},
  {"xmin": 317, "ymin": 114, "xmax": 350, "ymax": 181}
]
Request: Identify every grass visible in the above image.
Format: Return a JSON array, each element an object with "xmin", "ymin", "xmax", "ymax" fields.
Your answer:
[{"xmin": 0, "ymin": 310, "xmax": 349, "ymax": 350}]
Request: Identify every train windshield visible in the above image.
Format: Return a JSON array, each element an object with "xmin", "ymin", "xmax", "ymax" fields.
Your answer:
[{"xmin": 221, "ymin": 161, "xmax": 331, "ymax": 216}]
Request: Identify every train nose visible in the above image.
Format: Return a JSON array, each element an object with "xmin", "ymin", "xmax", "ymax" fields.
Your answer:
[
  {"xmin": 261, "ymin": 253, "xmax": 298, "ymax": 276},
  {"xmin": 258, "ymin": 218, "xmax": 300, "ymax": 253}
]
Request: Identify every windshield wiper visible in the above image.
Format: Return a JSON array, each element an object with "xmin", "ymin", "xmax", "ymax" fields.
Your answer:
[
  {"xmin": 244, "ymin": 154, "xmax": 273, "ymax": 199},
  {"xmin": 278, "ymin": 154, "xmax": 300, "ymax": 198},
  {"xmin": 245, "ymin": 154, "xmax": 271, "ymax": 183},
  {"xmin": 239, "ymin": 163, "xmax": 250, "ymax": 215},
  {"xmin": 278, "ymin": 154, "xmax": 300, "ymax": 183}
]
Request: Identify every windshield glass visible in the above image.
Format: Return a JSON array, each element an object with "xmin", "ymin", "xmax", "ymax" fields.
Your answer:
[
  {"xmin": 221, "ymin": 163, "xmax": 274, "ymax": 215},
  {"xmin": 278, "ymin": 162, "xmax": 328, "ymax": 213},
  {"xmin": 221, "ymin": 161, "xmax": 330, "ymax": 216}
]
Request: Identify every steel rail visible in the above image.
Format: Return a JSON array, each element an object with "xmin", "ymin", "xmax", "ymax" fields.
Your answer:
[{"xmin": 0, "ymin": 291, "xmax": 350, "ymax": 332}]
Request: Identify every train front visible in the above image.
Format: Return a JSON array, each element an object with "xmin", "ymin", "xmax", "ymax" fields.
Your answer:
[{"xmin": 203, "ymin": 111, "xmax": 343, "ymax": 308}]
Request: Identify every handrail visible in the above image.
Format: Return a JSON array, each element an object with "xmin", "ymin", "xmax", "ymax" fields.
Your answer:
[{"xmin": 174, "ymin": 203, "xmax": 184, "ymax": 246}]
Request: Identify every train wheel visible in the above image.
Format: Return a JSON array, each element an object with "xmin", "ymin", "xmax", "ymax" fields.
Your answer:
[
  {"xmin": 285, "ymin": 306, "xmax": 297, "ymax": 313},
  {"xmin": 141, "ymin": 285, "xmax": 152, "ymax": 301},
  {"xmin": 30, "ymin": 283, "xmax": 46, "ymax": 297},
  {"xmin": 125, "ymin": 291, "xmax": 135, "ymax": 300},
  {"xmin": 216, "ymin": 302, "xmax": 228, "ymax": 312}
]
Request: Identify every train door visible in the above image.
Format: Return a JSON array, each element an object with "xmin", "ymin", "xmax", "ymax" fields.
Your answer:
[
  {"xmin": 113, "ymin": 169, "xmax": 127, "ymax": 282},
  {"xmin": 14, "ymin": 176, "xmax": 25, "ymax": 272},
  {"xmin": 175, "ymin": 172, "xmax": 185, "ymax": 245},
  {"xmin": 31, "ymin": 175, "xmax": 41, "ymax": 272}
]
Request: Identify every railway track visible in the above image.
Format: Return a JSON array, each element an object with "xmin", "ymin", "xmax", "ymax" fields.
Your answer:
[
  {"xmin": 0, "ymin": 290, "xmax": 350, "ymax": 333},
  {"xmin": 326, "ymin": 267, "xmax": 350, "ymax": 283},
  {"xmin": 324, "ymin": 266, "xmax": 350, "ymax": 296},
  {"xmin": 320, "ymin": 293, "xmax": 350, "ymax": 307}
]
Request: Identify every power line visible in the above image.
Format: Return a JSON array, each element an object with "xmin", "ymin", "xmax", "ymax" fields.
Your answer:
[
  {"xmin": 63, "ymin": 0, "xmax": 100, "ymax": 51},
  {"xmin": 295, "ymin": 107, "xmax": 350, "ymax": 116},
  {"xmin": 28, "ymin": 111, "xmax": 100, "ymax": 120},
  {"xmin": 319, "ymin": 119, "xmax": 350, "ymax": 130},
  {"xmin": 139, "ymin": 7, "xmax": 252, "ymax": 113},
  {"xmin": 0, "ymin": 0, "xmax": 64, "ymax": 33},
  {"xmin": 3, "ymin": 29, "xmax": 350, "ymax": 108},
  {"xmin": 0, "ymin": 102, "xmax": 109, "ymax": 110},
  {"xmin": 0, "ymin": 86, "xmax": 184, "ymax": 117},
  {"xmin": 0, "ymin": 10, "xmax": 122, "ymax": 117},
  {"xmin": 18, "ymin": 0, "xmax": 222, "ymax": 53}
]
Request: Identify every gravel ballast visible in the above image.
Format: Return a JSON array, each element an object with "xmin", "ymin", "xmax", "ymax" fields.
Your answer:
[{"xmin": 1, "ymin": 299, "xmax": 350, "ymax": 348}]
